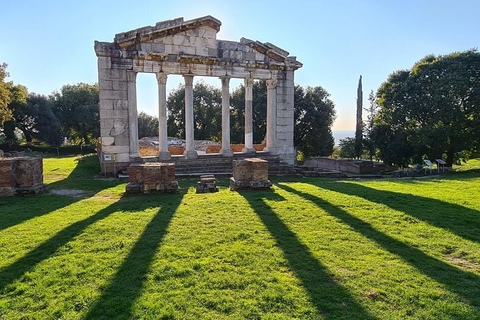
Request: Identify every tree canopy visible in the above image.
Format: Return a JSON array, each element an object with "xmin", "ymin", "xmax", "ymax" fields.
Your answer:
[
  {"xmin": 0, "ymin": 63, "xmax": 13, "ymax": 126},
  {"xmin": 51, "ymin": 83, "xmax": 99, "ymax": 144},
  {"xmin": 372, "ymin": 50, "xmax": 480, "ymax": 166}
]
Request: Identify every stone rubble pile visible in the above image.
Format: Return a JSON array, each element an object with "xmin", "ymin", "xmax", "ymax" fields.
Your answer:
[{"xmin": 196, "ymin": 174, "xmax": 219, "ymax": 193}]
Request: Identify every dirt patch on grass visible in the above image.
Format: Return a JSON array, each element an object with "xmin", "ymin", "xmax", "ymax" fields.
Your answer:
[
  {"xmin": 445, "ymin": 254, "xmax": 480, "ymax": 271},
  {"xmin": 50, "ymin": 189, "xmax": 87, "ymax": 198}
]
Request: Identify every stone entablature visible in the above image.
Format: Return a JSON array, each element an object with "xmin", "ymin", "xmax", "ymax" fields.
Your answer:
[{"xmin": 94, "ymin": 16, "xmax": 302, "ymax": 172}]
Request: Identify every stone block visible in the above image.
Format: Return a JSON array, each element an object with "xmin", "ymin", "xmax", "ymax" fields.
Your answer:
[
  {"xmin": 114, "ymin": 100, "xmax": 129, "ymax": 110},
  {"xmin": 115, "ymin": 152, "xmax": 130, "ymax": 163},
  {"xmin": 102, "ymin": 145, "xmax": 130, "ymax": 154},
  {"xmin": 233, "ymin": 159, "xmax": 252, "ymax": 181},
  {"xmin": 126, "ymin": 163, "xmax": 178, "ymax": 194},
  {"xmin": 0, "ymin": 157, "xmax": 46, "ymax": 197},
  {"xmin": 99, "ymin": 80, "xmax": 113, "ymax": 90},
  {"xmin": 112, "ymin": 81, "xmax": 128, "ymax": 91},
  {"xmin": 100, "ymin": 137, "xmax": 115, "ymax": 146},
  {"xmin": 231, "ymin": 158, "xmax": 270, "ymax": 191},
  {"xmin": 98, "ymin": 57, "xmax": 111, "ymax": 69},
  {"xmin": 152, "ymin": 43, "xmax": 165, "ymax": 53},
  {"xmin": 100, "ymin": 109, "xmax": 128, "ymax": 119},
  {"xmin": 114, "ymin": 133, "xmax": 129, "ymax": 146},
  {"xmin": 100, "ymin": 89, "xmax": 128, "ymax": 100}
]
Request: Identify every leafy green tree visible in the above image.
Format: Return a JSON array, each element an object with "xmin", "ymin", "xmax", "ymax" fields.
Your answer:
[
  {"xmin": 138, "ymin": 111, "xmax": 159, "ymax": 138},
  {"xmin": 373, "ymin": 50, "xmax": 480, "ymax": 166},
  {"xmin": 167, "ymin": 81, "xmax": 222, "ymax": 141},
  {"xmin": 363, "ymin": 90, "xmax": 379, "ymax": 161},
  {"xmin": 2, "ymin": 84, "xmax": 28, "ymax": 144},
  {"xmin": 294, "ymin": 85, "xmax": 336, "ymax": 158},
  {"xmin": 339, "ymin": 137, "xmax": 356, "ymax": 159},
  {"xmin": 51, "ymin": 83, "xmax": 99, "ymax": 144},
  {"xmin": 27, "ymin": 94, "xmax": 62, "ymax": 146},
  {"xmin": 355, "ymin": 75, "xmax": 363, "ymax": 158},
  {"xmin": 0, "ymin": 62, "xmax": 13, "ymax": 127}
]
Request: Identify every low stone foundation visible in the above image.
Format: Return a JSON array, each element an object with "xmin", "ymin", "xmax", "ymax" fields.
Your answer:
[
  {"xmin": 0, "ymin": 157, "xmax": 47, "ymax": 196},
  {"xmin": 303, "ymin": 157, "xmax": 397, "ymax": 174},
  {"xmin": 126, "ymin": 162, "xmax": 178, "ymax": 194},
  {"xmin": 196, "ymin": 174, "xmax": 219, "ymax": 193},
  {"xmin": 230, "ymin": 158, "xmax": 272, "ymax": 191}
]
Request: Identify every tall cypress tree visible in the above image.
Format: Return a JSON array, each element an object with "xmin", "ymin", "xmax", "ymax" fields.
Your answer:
[{"xmin": 355, "ymin": 75, "xmax": 363, "ymax": 158}]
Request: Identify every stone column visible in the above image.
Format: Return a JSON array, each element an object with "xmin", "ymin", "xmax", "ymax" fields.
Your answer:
[
  {"xmin": 219, "ymin": 76, "xmax": 233, "ymax": 157},
  {"xmin": 127, "ymin": 71, "xmax": 140, "ymax": 158},
  {"xmin": 242, "ymin": 78, "xmax": 256, "ymax": 154},
  {"xmin": 156, "ymin": 73, "xmax": 171, "ymax": 160},
  {"xmin": 183, "ymin": 75, "xmax": 198, "ymax": 159},
  {"xmin": 264, "ymin": 79, "xmax": 277, "ymax": 153}
]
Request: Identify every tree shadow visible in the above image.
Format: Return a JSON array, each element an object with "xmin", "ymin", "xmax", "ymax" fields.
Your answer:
[
  {"xmin": 0, "ymin": 193, "xmax": 158, "ymax": 293},
  {"xmin": 312, "ymin": 180, "xmax": 480, "ymax": 244},
  {"xmin": 278, "ymin": 184, "xmax": 480, "ymax": 313},
  {"xmin": 0, "ymin": 155, "xmax": 123, "ymax": 233},
  {"xmin": 85, "ymin": 192, "xmax": 185, "ymax": 319},
  {"xmin": 238, "ymin": 189, "xmax": 376, "ymax": 319}
]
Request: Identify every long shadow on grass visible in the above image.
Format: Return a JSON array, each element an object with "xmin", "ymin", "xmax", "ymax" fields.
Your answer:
[
  {"xmin": 239, "ymin": 189, "xmax": 375, "ymax": 319},
  {"xmin": 0, "ymin": 155, "xmax": 122, "ymax": 233},
  {"xmin": 85, "ymin": 192, "xmax": 185, "ymax": 320},
  {"xmin": 279, "ymin": 184, "xmax": 480, "ymax": 313},
  {"xmin": 312, "ymin": 181, "xmax": 480, "ymax": 244},
  {"xmin": 0, "ymin": 194, "xmax": 155, "ymax": 293}
]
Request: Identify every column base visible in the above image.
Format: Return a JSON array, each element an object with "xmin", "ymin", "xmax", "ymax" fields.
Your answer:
[
  {"xmin": 219, "ymin": 148, "xmax": 233, "ymax": 157},
  {"xmin": 157, "ymin": 151, "xmax": 171, "ymax": 160},
  {"xmin": 242, "ymin": 147, "xmax": 256, "ymax": 154},
  {"xmin": 263, "ymin": 147, "xmax": 276, "ymax": 153},
  {"xmin": 184, "ymin": 150, "xmax": 198, "ymax": 159},
  {"xmin": 129, "ymin": 152, "xmax": 141, "ymax": 161}
]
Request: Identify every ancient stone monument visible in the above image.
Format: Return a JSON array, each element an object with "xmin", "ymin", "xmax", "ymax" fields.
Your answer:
[
  {"xmin": 230, "ymin": 158, "xmax": 272, "ymax": 191},
  {"xmin": 0, "ymin": 157, "xmax": 47, "ymax": 196},
  {"xmin": 126, "ymin": 162, "xmax": 178, "ymax": 193},
  {"xmin": 94, "ymin": 16, "xmax": 302, "ymax": 174},
  {"xmin": 196, "ymin": 174, "xmax": 219, "ymax": 193}
]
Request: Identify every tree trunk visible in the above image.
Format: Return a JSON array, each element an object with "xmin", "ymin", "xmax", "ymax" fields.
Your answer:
[{"xmin": 446, "ymin": 150, "xmax": 455, "ymax": 167}]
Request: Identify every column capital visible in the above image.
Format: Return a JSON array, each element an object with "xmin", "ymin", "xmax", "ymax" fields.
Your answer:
[
  {"xmin": 244, "ymin": 78, "xmax": 254, "ymax": 88},
  {"xmin": 156, "ymin": 73, "xmax": 168, "ymax": 85},
  {"xmin": 266, "ymin": 79, "xmax": 277, "ymax": 89},
  {"xmin": 220, "ymin": 76, "xmax": 230, "ymax": 86},
  {"xmin": 183, "ymin": 74, "xmax": 194, "ymax": 86}
]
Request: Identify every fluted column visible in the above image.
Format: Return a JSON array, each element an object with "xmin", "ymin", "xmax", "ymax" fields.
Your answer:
[
  {"xmin": 219, "ymin": 76, "xmax": 233, "ymax": 157},
  {"xmin": 156, "ymin": 73, "xmax": 171, "ymax": 160},
  {"xmin": 264, "ymin": 79, "xmax": 277, "ymax": 153},
  {"xmin": 242, "ymin": 78, "xmax": 255, "ymax": 154},
  {"xmin": 127, "ymin": 71, "xmax": 140, "ymax": 158},
  {"xmin": 183, "ymin": 75, "xmax": 198, "ymax": 159}
]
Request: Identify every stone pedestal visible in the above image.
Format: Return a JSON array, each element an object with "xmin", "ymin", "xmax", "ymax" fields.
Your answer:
[
  {"xmin": 126, "ymin": 163, "xmax": 178, "ymax": 194},
  {"xmin": 196, "ymin": 174, "xmax": 219, "ymax": 193},
  {"xmin": 230, "ymin": 158, "xmax": 272, "ymax": 191},
  {"xmin": 0, "ymin": 157, "xmax": 47, "ymax": 197}
]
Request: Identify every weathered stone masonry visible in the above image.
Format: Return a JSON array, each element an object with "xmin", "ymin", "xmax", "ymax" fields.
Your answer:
[{"xmin": 94, "ymin": 16, "xmax": 302, "ymax": 172}]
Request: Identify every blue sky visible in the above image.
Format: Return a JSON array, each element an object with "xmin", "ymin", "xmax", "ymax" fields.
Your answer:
[{"xmin": 1, "ymin": 0, "xmax": 479, "ymax": 130}]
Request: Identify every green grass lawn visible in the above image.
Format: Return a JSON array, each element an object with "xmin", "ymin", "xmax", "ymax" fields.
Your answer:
[{"xmin": 1, "ymin": 155, "xmax": 480, "ymax": 319}]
